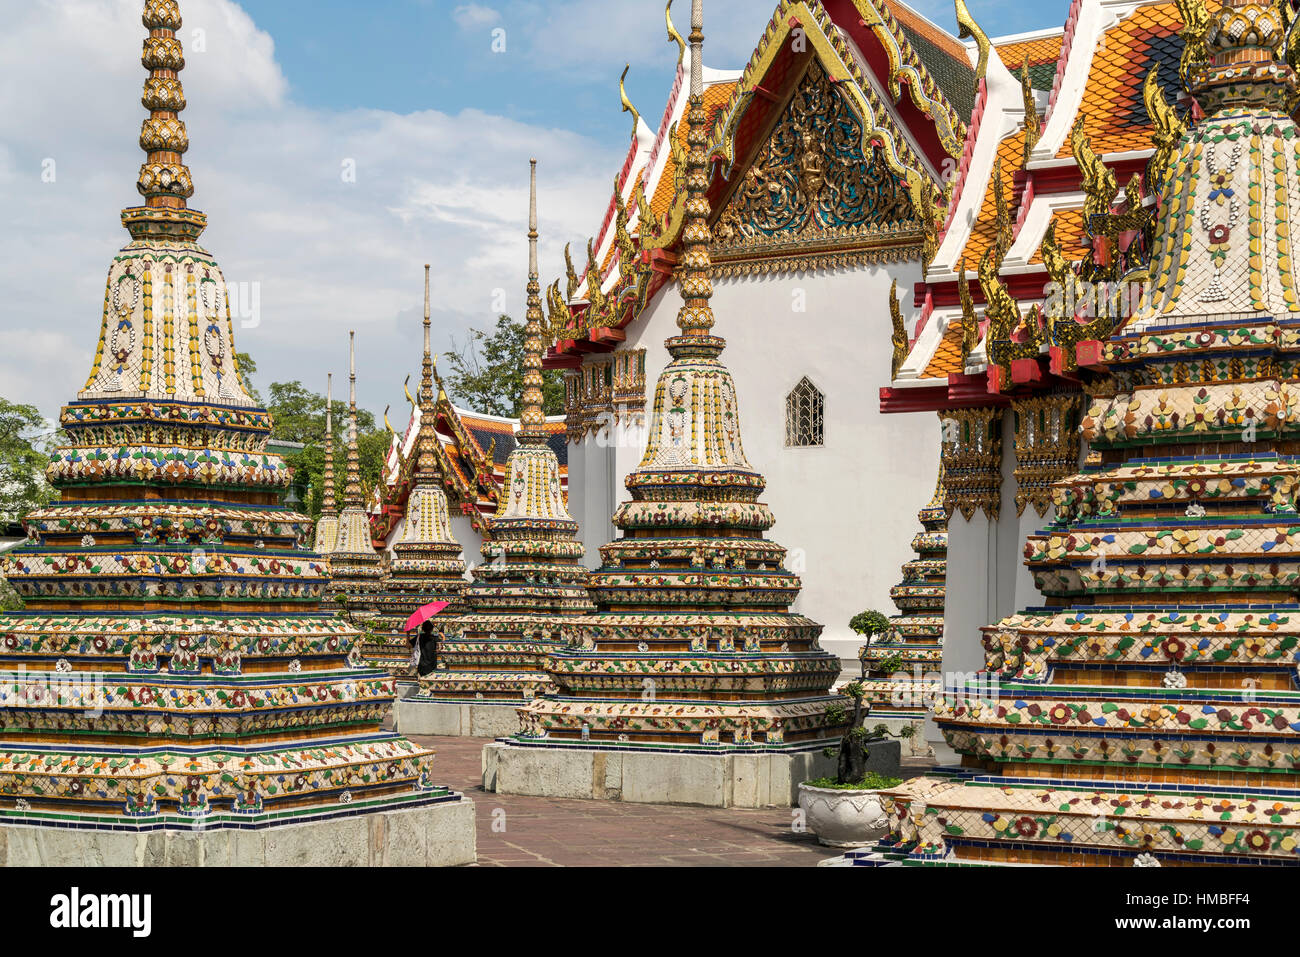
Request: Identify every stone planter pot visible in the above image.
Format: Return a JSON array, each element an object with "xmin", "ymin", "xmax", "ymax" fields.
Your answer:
[{"xmin": 798, "ymin": 783, "xmax": 891, "ymax": 848}]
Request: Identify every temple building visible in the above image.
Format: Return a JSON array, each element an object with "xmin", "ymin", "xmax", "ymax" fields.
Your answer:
[
  {"xmin": 542, "ymin": 0, "xmax": 986, "ymax": 663},
  {"xmin": 861, "ymin": 0, "xmax": 1300, "ymax": 866},
  {"xmin": 397, "ymin": 161, "xmax": 595, "ymax": 738},
  {"xmin": 485, "ymin": 0, "xmax": 858, "ymax": 809},
  {"xmin": 880, "ymin": 0, "xmax": 1189, "ymax": 737},
  {"xmin": 0, "ymin": 0, "xmax": 473, "ymax": 865},
  {"xmin": 358, "ymin": 268, "xmax": 469, "ymax": 678}
]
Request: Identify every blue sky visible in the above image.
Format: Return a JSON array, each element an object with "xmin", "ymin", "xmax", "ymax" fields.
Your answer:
[
  {"xmin": 0, "ymin": 0, "xmax": 1072, "ymax": 422},
  {"xmin": 243, "ymin": 0, "xmax": 1070, "ymax": 144}
]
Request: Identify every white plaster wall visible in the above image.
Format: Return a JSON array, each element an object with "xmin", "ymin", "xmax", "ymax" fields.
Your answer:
[
  {"xmin": 450, "ymin": 514, "xmax": 483, "ymax": 581},
  {"xmin": 570, "ymin": 258, "xmax": 937, "ymax": 665}
]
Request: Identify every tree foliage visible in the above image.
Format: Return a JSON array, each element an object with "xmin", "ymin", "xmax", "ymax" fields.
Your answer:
[
  {"xmin": 444, "ymin": 315, "xmax": 564, "ymax": 417},
  {"xmin": 242, "ymin": 365, "xmax": 388, "ymax": 521},
  {"xmin": 0, "ymin": 397, "xmax": 56, "ymax": 525}
]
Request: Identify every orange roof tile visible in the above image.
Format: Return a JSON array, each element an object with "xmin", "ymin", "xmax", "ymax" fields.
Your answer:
[
  {"xmin": 960, "ymin": 131, "xmax": 1025, "ymax": 269},
  {"xmin": 1028, "ymin": 205, "xmax": 1086, "ymax": 264},
  {"xmin": 922, "ymin": 317, "xmax": 966, "ymax": 378},
  {"xmin": 996, "ymin": 34, "xmax": 1063, "ymax": 70},
  {"xmin": 1056, "ymin": 1, "xmax": 1185, "ymax": 159}
]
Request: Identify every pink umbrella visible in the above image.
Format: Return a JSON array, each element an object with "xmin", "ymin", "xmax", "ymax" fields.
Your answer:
[{"xmin": 403, "ymin": 600, "xmax": 451, "ymax": 632}]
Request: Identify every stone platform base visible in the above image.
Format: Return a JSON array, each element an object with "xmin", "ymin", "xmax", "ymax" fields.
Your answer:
[
  {"xmin": 482, "ymin": 740, "xmax": 901, "ymax": 808},
  {"xmin": 396, "ymin": 698, "xmax": 521, "ymax": 737},
  {"xmin": 0, "ymin": 796, "xmax": 476, "ymax": 867}
]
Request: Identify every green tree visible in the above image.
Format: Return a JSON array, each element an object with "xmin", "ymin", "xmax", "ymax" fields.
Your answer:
[
  {"xmin": 0, "ymin": 397, "xmax": 57, "ymax": 524},
  {"xmin": 444, "ymin": 315, "xmax": 565, "ymax": 417},
  {"xmin": 234, "ymin": 351, "xmax": 262, "ymax": 404}
]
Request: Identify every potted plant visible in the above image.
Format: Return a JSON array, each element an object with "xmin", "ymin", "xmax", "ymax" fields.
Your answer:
[
  {"xmin": 850, "ymin": 609, "xmax": 892, "ymax": 678},
  {"xmin": 798, "ymin": 682, "xmax": 902, "ymax": 847}
]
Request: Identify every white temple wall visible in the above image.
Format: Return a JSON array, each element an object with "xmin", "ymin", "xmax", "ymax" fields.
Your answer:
[
  {"xmin": 571, "ymin": 258, "xmax": 935, "ymax": 664},
  {"xmin": 450, "ymin": 514, "xmax": 484, "ymax": 581}
]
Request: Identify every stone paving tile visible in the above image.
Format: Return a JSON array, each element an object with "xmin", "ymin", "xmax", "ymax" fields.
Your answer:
[{"xmin": 409, "ymin": 733, "xmax": 936, "ymax": 868}]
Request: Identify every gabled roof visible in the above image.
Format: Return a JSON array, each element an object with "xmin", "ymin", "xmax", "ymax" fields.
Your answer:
[
  {"xmin": 885, "ymin": 0, "xmax": 1184, "ymax": 410},
  {"xmin": 368, "ymin": 372, "xmax": 568, "ymax": 546},
  {"xmin": 546, "ymin": 0, "xmax": 974, "ymax": 365}
]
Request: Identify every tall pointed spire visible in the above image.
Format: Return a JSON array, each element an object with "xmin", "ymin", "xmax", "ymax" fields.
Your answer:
[
  {"xmin": 414, "ymin": 265, "xmax": 442, "ymax": 481},
  {"xmin": 517, "ymin": 158, "xmax": 548, "ymax": 445},
  {"xmin": 673, "ymin": 0, "xmax": 715, "ymax": 341},
  {"xmin": 322, "ymin": 373, "xmax": 337, "ymax": 515},
  {"xmin": 123, "ymin": 0, "xmax": 205, "ymax": 242},
  {"xmin": 344, "ymin": 330, "xmax": 363, "ymax": 508},
  {"xmin": 313, "ymin": 372, "xmax": 339, "ymax": 555},
  {"xmin": 137, "ymin": 0, "xmax": 192, "ymax": 209}
]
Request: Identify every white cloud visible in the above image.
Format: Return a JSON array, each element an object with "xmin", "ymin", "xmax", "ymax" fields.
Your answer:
[
  {"xmin": 0, "ymin": 0, "xmax": 619, "ymax": 420},
  {"xmin": 453, "ymin": 4, "xmax": 502, "ymax": 30}
]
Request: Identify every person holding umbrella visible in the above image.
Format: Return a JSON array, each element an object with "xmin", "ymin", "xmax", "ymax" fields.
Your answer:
[{"xmin": 404, "ymin": 600, "xmax": 451, "ymax": 678}]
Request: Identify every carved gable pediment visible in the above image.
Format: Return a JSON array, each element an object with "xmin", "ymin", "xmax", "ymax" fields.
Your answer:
[{"xmin": 710, "ymin": 60, "xmax": 923, "ymax": 276}]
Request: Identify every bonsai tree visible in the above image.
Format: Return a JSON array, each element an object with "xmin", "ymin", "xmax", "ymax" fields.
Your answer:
[
  {"xmin": 850, "ymin": 609, "xmax": 892, "ymax": 677},
  {"xmin": 836, "ymin": 681, "xmax": 871, "ymax": 784}
]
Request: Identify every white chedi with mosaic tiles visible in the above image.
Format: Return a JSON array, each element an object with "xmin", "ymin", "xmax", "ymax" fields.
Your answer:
[
  {"xmin": 84, "ymin": 242, "xmax": 254, "ymax": 405},
  {"xmin": 495, "ymin": 445, "xmax": 571, "ymax": 522},
  {"xmin": 1133, "ymin": 112, "xmax": 1300, "ymax": 328},
  {"xmin": 400, "ymin": 483, "xmax": 457, "ymax": 544},
  {"xmin": 642, "ymin": 355, "xmax": 752, "ymax": 471}
]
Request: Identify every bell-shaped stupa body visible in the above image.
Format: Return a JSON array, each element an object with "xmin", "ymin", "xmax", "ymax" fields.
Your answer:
[
  {"xmin": 514, "ymin": 6, "xmax": 844, "ymax": 752},
  {"xmin": 0, "ymin": 2, "xmax": 469, "ymax": 862},
  {"xmin": 407, "ymin": 162, "xmax": 592, "ymax": 721},
  {"xmin": 876, "ymin": 0, "xmax": 1300, "ymax": 866},
  {"xmin": 360, "ymin": 269, "xmax": 469, "ymax": 676}
]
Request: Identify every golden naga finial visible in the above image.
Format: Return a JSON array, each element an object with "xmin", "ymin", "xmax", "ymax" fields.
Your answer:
[
  {"xmin": 613, "ymin": 176, "xmax": 637, "ymax": 281},
  {"xmin": 668, "ymin": 120, "xmax": 688, "ymax": 198},
  {"xmin": 918, "ymin": 180, "xmax": 941, "ymax": 279},
  {"xmin": 1072, "ymin": 115, "xmax": 1119, "ymax": 223},
  {"xmin": 1174, "ymin": 0, "xmax": 1210, "ymax": 86},
  {"xmin": 384, "ymin": 404, "xmax": 398, "ymax": 444},
  {"xmin": 1143, "ymin": 66, "xmax": 1187, "ymax": 196},
  {"xmin": 620, "ymin": 64, "xmax": 642, "ymax": 140},
  {"xmin": 564, "ymin": 242, "xmax": 580, "ymax": 303},
  {"xmin": 955, "ymin": 0, "xmax": 990, "ymax": 80},
  {"xmin": 1021, "ymin": 54, "xmax": 1041, "ymax": 163},
  {"xmin": 889, "ymin": 279, "xmax": 908, "ymax": 380},
  {"xmin": 666, "ymin": 0, "xmax": 687, "ymax": 64},
  {"xmin": 584, "ymin": 238, "xmax": 607, "ymax": 318},
  {"xmin": 632, "ymin": 175, "xmax": 652, "ymax": 238},
  {"xmin": 404, "ymin": 374, "xmax": 416, "ymax": 414},
  {"xmin": 992, "ymin": 166, "xmax": 1013, "ymax": 260},
  {"xmin": 546, "ymin": 279, "xmax": 572, "ymax": 345},
  {"xmin": 958, "ymin": 258, "xmax": 978, "ymax": 363},
  {"xmin": 980, "ymin": 244, "xmax": 1037, "ymax": 362}
]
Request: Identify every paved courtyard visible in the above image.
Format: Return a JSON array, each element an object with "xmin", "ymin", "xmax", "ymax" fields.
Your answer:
[{"xmin": 407, "ymin": 733, "xmax": 932, "ymax": 867}]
